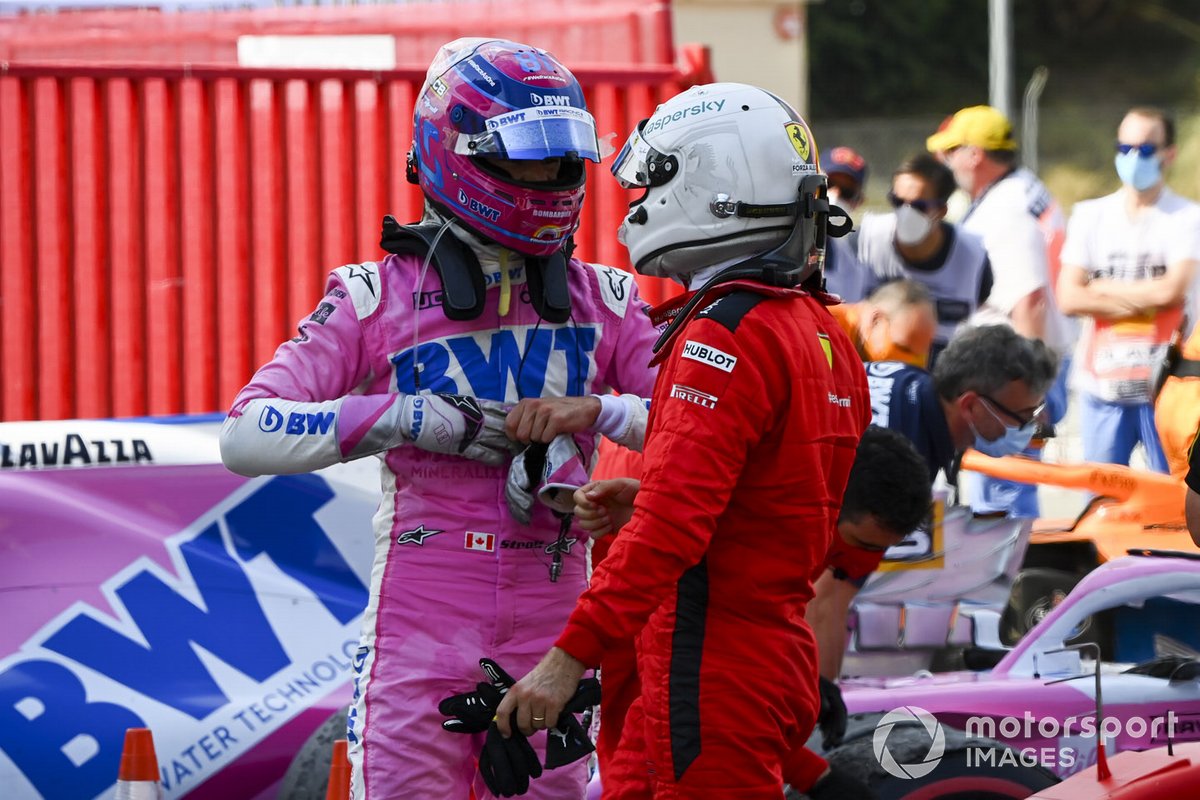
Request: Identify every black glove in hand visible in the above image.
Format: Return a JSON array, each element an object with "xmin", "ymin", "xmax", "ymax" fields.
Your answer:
[
  {"xmin": 544, "ymin": 677, "xmax": 601, "ymax": 770},
  {"xmin": 438, "ymin": 658, "xmax": 516, "ymax": 734},
  {"xmin": 480, "ymin": 722, "xmax": 543, "ymax": 797},
  {"xmin": 817, "ymin": 676, "xmax": 847, "ymax": 750},
  {"xmin": 438, "ymin": 681, "xmax": 502, "ymax": 734}
]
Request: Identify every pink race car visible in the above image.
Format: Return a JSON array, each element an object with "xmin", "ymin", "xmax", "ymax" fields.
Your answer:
[{"xmin": 810, "ymin": 551, "xmax": 1200, "ymax": 800}]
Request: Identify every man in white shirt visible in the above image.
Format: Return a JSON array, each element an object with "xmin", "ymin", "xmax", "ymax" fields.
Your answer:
[
  {"xmin": 927, "ymin": 105, "xmax": 1070, "ymax": 518},
  {"xmin": 1056, "ymin": 106, "xmax": 1200, "ymax": 471}
]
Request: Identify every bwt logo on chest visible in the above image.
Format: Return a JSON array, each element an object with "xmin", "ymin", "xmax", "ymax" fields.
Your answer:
[{"xmin": 392, "ymin": 326, "xmax": 600, "ymax": 401}]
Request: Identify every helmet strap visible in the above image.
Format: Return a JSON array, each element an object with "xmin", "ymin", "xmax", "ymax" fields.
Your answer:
[
  {"xmin": 524, "ymin": 246, "xmax": 572, "ymax": 324},
  {"xmin": 381, "ymin": 216, "xmax": 487, "ymax": 320}
]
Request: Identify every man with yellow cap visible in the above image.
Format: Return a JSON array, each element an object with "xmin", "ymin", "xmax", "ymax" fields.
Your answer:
[{"xmin": 927, "ymin": 105, "xmax": 1070, "ymax": 519}]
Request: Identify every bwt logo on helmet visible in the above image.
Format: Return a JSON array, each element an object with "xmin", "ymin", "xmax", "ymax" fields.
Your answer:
[
  {"xmin": 872, "ymin": 706, "xmax": 946, "ymax": 780},
  {"xmin": 258, "ymin": 405, "xmax": 335, "ymax": 436},
  {"xmin": 642, "ymin": 99, "xmax": 726, "ymax": 135},
  {"xmin": 488, "ymin": 110, "xmax": 527, "ymax": 130},
  {"xmin": 681, "ymin": 340, "xmax": 738, "ymax": 373},
  {"xmin": 458, "ymin": 189, "xmax": 502, "ymax": 222},
  {"xmin": 530, "ymin": 94, "xmax": 572, "ymax": 107}
]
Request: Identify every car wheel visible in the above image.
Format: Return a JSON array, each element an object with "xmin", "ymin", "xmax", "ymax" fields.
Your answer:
[
  {"xmin": 797, "ymin": 718, "xmax": 1058, "ymax": 800},
  {"xmin": 1001, "ymin": 567, "xmax": 1094, "ymax": 647},
  {"xmin": 277, "ymin": 707, "xmax": 348, "ymax": 800}
]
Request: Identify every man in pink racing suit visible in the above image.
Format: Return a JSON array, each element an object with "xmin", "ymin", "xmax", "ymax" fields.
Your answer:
[{"xmin": 219, "ymin": 38, "xmax": 657, "ymax": 800}]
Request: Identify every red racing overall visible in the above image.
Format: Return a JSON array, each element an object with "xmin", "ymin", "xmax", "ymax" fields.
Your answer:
[{"xmin": 557, "ymin": 286, "xmax": 870, "ymax": 798}]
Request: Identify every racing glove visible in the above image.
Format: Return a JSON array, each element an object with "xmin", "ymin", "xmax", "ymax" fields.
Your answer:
[
  {"xmin": 437, "ymin": 657, "xmax": 543, "ymax": 797},
  {"xmin": 817, "ymin": 676, "xmax": 847, "ymax": 750},
  {"xmin": 398, "ymin": 393, "xmax": 512, "ymax": 465},
  {"xmin": 438, "ymin": 658, "xmax": 515, "ymax": 734},
  {"xmin": 544, "ymin": 677, "xmax": 601, "ymax": 770},
  {"xmin": 480, "ymin": 722, "xmax": 543, "ymax": 797},
  {"xmin": 505, "ymin": 435, "xmax": 587, "ymax": 524}
]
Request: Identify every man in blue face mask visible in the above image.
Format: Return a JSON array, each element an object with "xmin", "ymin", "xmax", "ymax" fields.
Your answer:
[
  {"xmin": 866, "ymin": 324, "xmax": 1059, "ymax": 488},
  {"xmin": 1056, "ymin": 106, "xmax": 1200, "ymax": 472}
]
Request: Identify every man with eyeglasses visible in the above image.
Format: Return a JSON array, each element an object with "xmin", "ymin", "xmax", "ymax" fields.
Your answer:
[
  {"xmin": 852, "ymin": 153, "xmax": 992, "ymax": 366},
  {"xmin": 867, "ymin": 324, "xmax": 1058, "ymax": 489},
  {"xmin": 1056, "ymin": 106, "xmax": 1200, "ymax": 472},
  {"xmin": 927, "ymin": 105, "xmax": 1071, "ymax": 519}
]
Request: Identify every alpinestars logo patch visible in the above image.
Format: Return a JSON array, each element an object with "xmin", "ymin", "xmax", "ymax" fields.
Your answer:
[
  {"xmin": 544, "ymin": 537, "xmax": 578, "ymax": 557},
  {"xmin": 396, "ymin": 524, "xmax": 444, "ymax": 546},
  {"xmin": 346, "ymin": 263, "xmax": 377, "ymax": 297}
]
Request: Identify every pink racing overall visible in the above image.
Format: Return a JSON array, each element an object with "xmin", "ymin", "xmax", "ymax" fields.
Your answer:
[{"xmin": 221, "ymin": 244, "xmax": 658, "ymax": 799}]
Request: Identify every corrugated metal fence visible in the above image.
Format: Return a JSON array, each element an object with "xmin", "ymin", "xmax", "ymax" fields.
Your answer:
[{"xmin": 0, "ymin": 59, "xmax": 698, "ymax": 421}]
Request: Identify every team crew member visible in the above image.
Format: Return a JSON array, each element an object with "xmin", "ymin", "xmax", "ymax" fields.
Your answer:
[
  {"xmin": 1186, "ymin": 437, "xmax": 1200, "ymax": 546},
  {"xmin": 1156, "ymin": 321, "xmax": 1200, "ymax": 478},
  {"xmin": 828, "ymin": 278, "xmax": 938, "ymax": 367},
  {"xmin": 219, "ymin": 38, "xmax": 658, "ymax": 800},
  {"xmin": 495, "ymin": 83, "xmax": 870, "ymax": 798},
  {"xmin": 867, "ymin": 325, "xmax": 1058, "ymax": 484}
]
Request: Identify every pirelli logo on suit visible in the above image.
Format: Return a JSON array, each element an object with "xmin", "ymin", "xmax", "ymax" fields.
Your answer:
[
  {"xmin": 670, "ymin": 384, "xmax": 719, "ymax": 410},
  {"xmin": 681, "ymin": 340, "xmax": 738, "ymax": 373}
]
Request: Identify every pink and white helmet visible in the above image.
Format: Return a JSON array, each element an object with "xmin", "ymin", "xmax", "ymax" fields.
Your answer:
[{"xmin": 410, "ymin": 38, "xmax": 602, "ymax": 257}]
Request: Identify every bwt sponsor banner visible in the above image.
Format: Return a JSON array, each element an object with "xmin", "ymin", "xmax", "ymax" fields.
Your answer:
[{"xmin": 0, "ymin": 449, "xmax": 380, "ymax": 799}]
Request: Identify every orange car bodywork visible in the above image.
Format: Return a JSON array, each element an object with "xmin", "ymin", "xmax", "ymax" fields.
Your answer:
[{"xmin": 959, "ymin": 450, "xmax": 1192, "ymax": 562}]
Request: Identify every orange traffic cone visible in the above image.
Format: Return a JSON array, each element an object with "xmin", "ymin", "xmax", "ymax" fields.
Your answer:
[
  {"xmin": 326, "ymin": 739, "xmax": 350, "ymax": 800},
  {"xmin": 115, "ymin": 728, "xmax": 162, "ymax": 800}
]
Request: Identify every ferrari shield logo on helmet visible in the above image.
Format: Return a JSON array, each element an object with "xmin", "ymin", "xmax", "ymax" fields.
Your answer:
[{"xmin": 786, "ymin": 122, "xmax": 811, "ymax": 161}]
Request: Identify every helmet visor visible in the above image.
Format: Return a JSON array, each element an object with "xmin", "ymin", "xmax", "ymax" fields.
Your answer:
[
  {"xmin": 457, "ymin": 106, "xmax": 602, "ymax": 162},
  {"xmin": 612, "ymin": 126, "xmax": 652, "ymax": 188},
  {"xmin": 611, "ymin": 121, "xmax": 675, "ymax": 189}
]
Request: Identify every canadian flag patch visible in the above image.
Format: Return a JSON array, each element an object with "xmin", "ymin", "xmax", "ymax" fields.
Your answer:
[{"xmin": 465, "ymin": 531, "xmax": 496, "ymax": 552}]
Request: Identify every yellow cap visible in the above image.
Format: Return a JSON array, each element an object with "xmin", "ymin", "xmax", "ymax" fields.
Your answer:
[{"xmin": 926, "ymin": 105, "xmax": 1017, "ymax": 152}]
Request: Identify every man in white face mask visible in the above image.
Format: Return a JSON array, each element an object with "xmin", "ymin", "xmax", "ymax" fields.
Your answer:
[
  {"xmin": 852, "ymin": 154, "xmax": 992, "ymax": 366},
  {"xmin": 1056, "ymin": 106, "xmax": 1200, "ymax": 471}
]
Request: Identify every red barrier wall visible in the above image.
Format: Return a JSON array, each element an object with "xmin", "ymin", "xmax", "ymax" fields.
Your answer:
[
  {"xmin": 0, "ymin": 1, "xmax": 673, "ymax": 69},
  {"xmin": 0, "ymin": 8, "xmax": 704, "ymax": 421}
]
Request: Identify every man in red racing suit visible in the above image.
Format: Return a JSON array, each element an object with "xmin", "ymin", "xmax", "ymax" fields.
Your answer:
[{"xmin": 496, "ymin": 83, "xmax": 871, "ymax": 798}]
